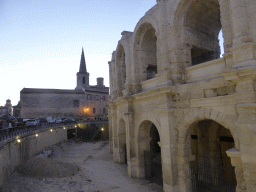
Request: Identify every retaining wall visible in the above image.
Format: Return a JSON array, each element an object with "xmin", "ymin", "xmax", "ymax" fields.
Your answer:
[{"xmin": 0, "ymin": 126, "xmax": 67, "ymax": 187}]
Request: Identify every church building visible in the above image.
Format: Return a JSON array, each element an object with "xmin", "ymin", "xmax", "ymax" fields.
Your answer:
[{"xmin": 20, "ymin": 48, "xmax": 109, "ymax": 119}]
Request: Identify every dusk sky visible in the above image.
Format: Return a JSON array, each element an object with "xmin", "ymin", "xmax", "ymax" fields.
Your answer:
[{"xmin": 0, "ymin": 0, "xmax": 224, "ymax": 107}]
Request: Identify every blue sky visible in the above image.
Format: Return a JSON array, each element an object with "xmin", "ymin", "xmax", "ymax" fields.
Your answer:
[{"xmin": 0, "ymin": 0, "xmax": 224, "ymax": 107}]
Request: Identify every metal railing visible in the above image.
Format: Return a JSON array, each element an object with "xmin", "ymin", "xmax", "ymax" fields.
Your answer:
[
  {"xmin": 0, "ymin": 122, "xmax": 73, "ymax": 142},
  {"xmin": 0, "ymin": 119, "xmax": 109, "ymax": 142}
]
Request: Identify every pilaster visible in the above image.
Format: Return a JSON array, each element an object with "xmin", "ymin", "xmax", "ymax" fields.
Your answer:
[
  {"xmin": 124, "ymin": 111, "xmax": 135, "ymax": 177},
  {"xmin": 230, "ymin": 0, "xmax": 252, "ymax": 47},
  {"xmin": 158, "ymin": 107, "xmax": 178, "ymax": 192}
]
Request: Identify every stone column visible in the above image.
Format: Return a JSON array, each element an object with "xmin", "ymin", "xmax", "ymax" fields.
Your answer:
[
  {"xmin": 236, "ymin": 103, "xmax": 256, "ymax": 191},
  {"xmin": 124, "ymin": 112, "xmax": 135, "ymax": 177},
  {"xmin": 229, "ymin": 0, "xmax": 256, "ymax": 69},
  {"xmin": 226, "ymin": 148, "xmax": 246, "ymax": 192},
  {"xmin": 177, "ymin": 137, "xmax": 193, "ymax": 192},
  {"xmin": 107, "ymin": 104, "xmax": 114, "ymax": 154},
  {"xmin": 219, "ymin": 0, "xmax": 233, "ymax": 53},
  {"xmin": 108, "ymin": 116, "xmax": 113, "ymax": 154},
  {"xmin": 158, "ymin": 108, "xmax": 179, "ymax": 192},
  {"xmin": 229, "ymin": 0, "xmax": 251, "ymax": 47},
  {"xmin": 112, "ymin": 112, "xmax": 119, "ymax": 163}
]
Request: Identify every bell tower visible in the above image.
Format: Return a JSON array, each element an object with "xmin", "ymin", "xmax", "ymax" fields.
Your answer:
[{"xmin": 76, "ymin": 48, "xmax": 89, "ymax": 90}]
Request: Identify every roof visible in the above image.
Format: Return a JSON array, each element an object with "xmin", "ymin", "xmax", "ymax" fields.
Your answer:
[
  {"xmin": 84, "ymin": 86, "xmax": 109, "ymax": 94},
  {"xmin": 21, "ymin": 88, "xmax": 85, "ymax": 94},
  {"xmin": 79, "ymin": 47, "xmax": 87, "ymax": 73}
]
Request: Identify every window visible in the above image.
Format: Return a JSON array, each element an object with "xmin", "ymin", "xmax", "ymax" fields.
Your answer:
[
  {"xmin": 95, "ymin": 95, "xmax": 99, "ymax": 101},
  {"xmin": 87, "ymin": 94, "xmax": 92, "ymax": 100},
  {"xmin": 103, "ymin": 108, "xmax": 105, "ymax": 114},
  {"xmin": 83, "ymin": 77, "xmax": 85, "ymax": 84},
  {"xmin": 93, "ymin": 108, "xmax": 96, "ymax": 114},
  {"xmin": 73, "ymin": 100, "xmax": 79, "ymax": 108},
  {"xmin": 102, "ymin": 96, "xmax": 106, "ymax": 101}
]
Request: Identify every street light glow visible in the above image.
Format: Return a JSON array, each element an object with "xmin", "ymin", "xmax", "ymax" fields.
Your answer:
[
  {"xmin": 101, "ymin": 128, "xmax": 104, "ymax": 131},
  {"xmin": 83, "ymin": 107, "xmax": 89, "ymax": 113}
]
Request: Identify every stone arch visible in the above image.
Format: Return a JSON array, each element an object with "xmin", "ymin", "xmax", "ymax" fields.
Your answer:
[
  {"xmin": 131, "ymin": 16, "xmax": 159, "ymax": 89},
  {"xmin": 135, "ymin": 114, "xmax": 161, "ymax": 139},
  {"xmin": 171, "ymin": 0, "xmax": 233, "ymax": 67},
  {"xmin": 135, "ymin": 119, "xmax": 162, "ymax": 184},
  {"xmin": 133, "ymin": 15, "xmax": 159, "ymax": 39},
  {"xmin": 177, "ymin": 108, "xmax": 239, "ymax": 149},
  {"xmin": 176, "ymin": 108, "xmax": 239, "ymax": 191},
  {"xmin": 115, "ymin": 42, "xmax": 127, "ymax": 97}
]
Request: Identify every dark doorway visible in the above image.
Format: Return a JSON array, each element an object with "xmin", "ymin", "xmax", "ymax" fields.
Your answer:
[
  {"xmin": 190, "ymin": 120, "xmax": 237, "ymax": 192},
  {"xmin": 67, "ymin": 129, "xmax": 76, "ymax": 139},
  {"xmin": 144, "ymin": 124, "xmax": 162, "ymax": 186}
]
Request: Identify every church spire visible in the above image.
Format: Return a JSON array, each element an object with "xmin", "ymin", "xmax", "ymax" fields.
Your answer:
[{"xmin": 79, "ymin": 47, "xmax": 87, "ymax": 73}]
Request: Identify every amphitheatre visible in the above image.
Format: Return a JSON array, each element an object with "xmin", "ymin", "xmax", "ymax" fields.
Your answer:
[
  {"xmin": 0, "ymin": 0, "xmax": 256, "ymax": 192},
  {"xmin": 108, "ymin": 0, "xmax": 256, "ymax": 191}
]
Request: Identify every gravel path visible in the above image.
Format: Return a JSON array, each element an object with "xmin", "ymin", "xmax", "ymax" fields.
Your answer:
[{"xmin": 1, "ymin": 140, "xmax": 163, "ymax": 192}]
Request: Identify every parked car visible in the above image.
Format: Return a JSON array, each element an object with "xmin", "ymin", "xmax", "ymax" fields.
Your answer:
[
  {"xmin": 62, "ymin": 118, "xmax": 76, "ymax": 124},
  {"xmin": 55, "ymin": 118, "xmax": 63, "ymax": 124},
  {"xmin": 23, "ymin": 119, "xmax": 38, "ymax": 127},
  {"xmin": 48, "ymin": 118, "xmax": 56, "ymax": 124},
  {"xmin": 39, "ymin": 118, "xmax": 48, "ymax": 123},
  {"xmin": 15, "ymin": 118, "xmax": 25, "ymax": 127}
]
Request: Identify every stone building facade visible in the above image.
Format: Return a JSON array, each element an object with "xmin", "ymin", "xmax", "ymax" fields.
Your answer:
[
  {"xmin": 108, "ymin": 0, "xmax": 256, "ymax": 191},
  {"xmin": 20, "ymin": 48, "xmax": 109, "ymax": 119},
  {"xmin": 0, "ymin": 99, "xmax": 12, "ymax": 116}
]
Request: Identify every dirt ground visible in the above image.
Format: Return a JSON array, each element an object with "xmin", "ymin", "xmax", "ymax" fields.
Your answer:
[{"xmin": 1, "ymin": 140, "xmax": 163, "ymax": 192}]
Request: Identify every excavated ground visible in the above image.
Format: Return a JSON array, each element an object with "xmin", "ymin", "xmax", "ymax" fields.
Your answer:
[{"xmin": 1, "ymin": 139, "xmax": 163, "ymax": 192}]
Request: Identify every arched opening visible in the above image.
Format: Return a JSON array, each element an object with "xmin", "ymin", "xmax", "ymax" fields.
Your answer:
[
  {"xmin": 138, "ymin": 121, "xmax": 162, "ymax": 186},
  {"xmin": 134, "ymin": 23, "xmax": 157, "ymax": 83},
  {"xmin": 183, "ymin": 0, "xmax": 221, "ymax": 66},
  {"xmin": 116, "ymin": 45, "xmax": 126, "ymax": 97},
  {"xmin": 189, "ymin": 120, "xmax": 237, "ymax": 191},
  {"xmin": 141, "ymin": 27, "xmax": 157, "ymax": 80},
  {"xmin": 118, "ymin": 118, "xmax": 127, "ymax": 164}
]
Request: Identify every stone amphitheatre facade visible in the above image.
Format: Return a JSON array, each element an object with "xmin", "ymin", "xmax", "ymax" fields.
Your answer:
[{"xmin": 108, "ymin": 0, "xmax": 256, "ymax": 191}]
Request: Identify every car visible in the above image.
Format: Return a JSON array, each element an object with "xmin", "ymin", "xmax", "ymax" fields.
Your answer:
[
  {"xmin": 62, "ymin": 118, "xmax": 76, "ymax": 124},
  {"xmin": 54, "ymin": 118, "xmax": 63, "ymax": 124},
  {"xmin": 15, "ymin": 118, "xmax": 26, "ymax": 127},
  {"xmin": 39, "ymin": 118, "xmax": 48, "ymax": 123},
  {"xmin": 48, "ymin": 118, "xmax": 56, "ymax": 124},
  {"xmin": 23, "ymin": 119, "xmax": 38, "ymax": 127}
]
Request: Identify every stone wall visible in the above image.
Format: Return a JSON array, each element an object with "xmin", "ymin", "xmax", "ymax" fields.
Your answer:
[
  {"xmin": 0, "ymin": 126, "xmax": 67, "ymax": 187},
  {"xmin": 20, "ymin": 92, "xmax": 85, "ymax": 118},
  {"xmin": 20, "ymin": 91, "xmax": 108, "ymax": 119},
  {"xmin": 108, "ymin": 0, "xmax": 256, "ymax": 191}
]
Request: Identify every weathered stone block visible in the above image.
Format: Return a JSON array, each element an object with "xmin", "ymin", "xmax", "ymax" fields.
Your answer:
[{"xmin": 205, "ymin": 89, "xmax": 217, "ymax": 98}]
